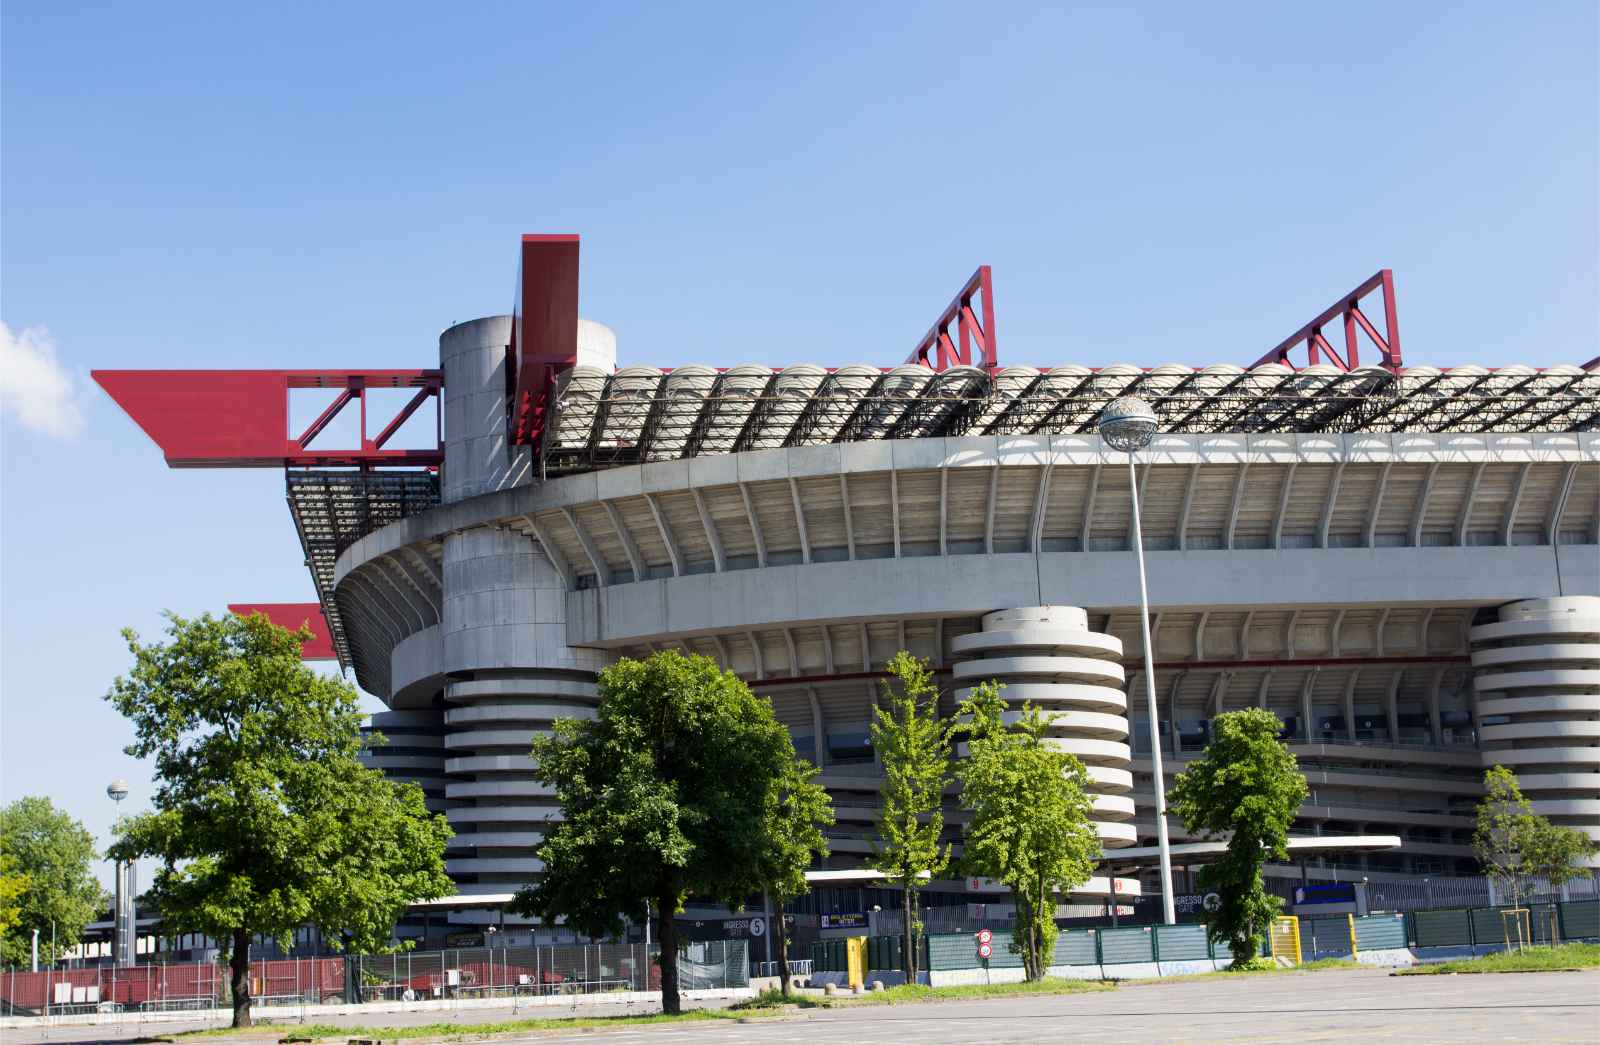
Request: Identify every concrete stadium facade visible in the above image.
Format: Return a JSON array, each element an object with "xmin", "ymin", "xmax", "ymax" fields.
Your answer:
[{"xmin": 333, "ymin": 313, "xmax": 1600, "ymax": 929}]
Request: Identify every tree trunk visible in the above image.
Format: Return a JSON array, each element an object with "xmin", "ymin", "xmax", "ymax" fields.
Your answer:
[
  {"xmin": 1029, "ymin": 890, "xmax": 1040, "ymax": 981},
  {"xmin": 229, "ymin": 927, "xmax": 252, "ymax": 1028},
  {"xmin": 777, "ymin": 909, "xmax": 790, "ymax": 998},
  {"xmin": 656, "ymin": 892, "xmax": 680, "ymax": 1015},
  {"xmin": 902, "ymin": 878, "xmax": 916, "ymax": 983}
]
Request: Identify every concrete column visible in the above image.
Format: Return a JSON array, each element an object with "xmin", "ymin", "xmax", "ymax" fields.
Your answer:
[
  {"xmin": 440, "ymin": 524, "xmax": 612, "ymax": 925},
  {"xmin": 949, "ymin": 605, "xmax": 1138, "ymax": 896},
  {"xmin": 1471, "ymin": 596, "xmax": 1600, "ymax": 855}
]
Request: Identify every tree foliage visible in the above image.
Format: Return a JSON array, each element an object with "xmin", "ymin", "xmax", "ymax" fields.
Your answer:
[
  {"xmin": 1475, "ymin": 765, "xmax": 1598, "ymax": 908},
  {"xmin": 106, "ymin": 612, "xmax": 453, "ymax": 1025},
  {"xmin": 512, "ymin": 651, "xmax": 824, "ymax": 1014},
  {"xmin": 870, "ymin": 651, "xmax": 951, "ymax": 984},
  {"xmin": 0, "ymin": 854, "xmax": 28, "ymax": 952},
  {"xmin": 954, "ymin": 684, "xmax": 1099, "ymax": 980},
  {"xmin": 756, "ymin": 757, "xmax": 833, "ymax": 995},
  {"xmin": 0, "ymin": 798, "xmax": 101, "ymax": 967},
  {"xmin": 1169, "ymin": 708, "xmax": 1308, "ymax": 966}
]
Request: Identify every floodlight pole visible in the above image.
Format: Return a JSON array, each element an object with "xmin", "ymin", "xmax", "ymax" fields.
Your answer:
[{"xmin": 1127, "ymin": 454, "xmax": 1177, "ymax": 927}]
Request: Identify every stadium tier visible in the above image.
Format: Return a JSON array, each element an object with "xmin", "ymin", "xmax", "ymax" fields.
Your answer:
[{"xmin": 98, "ymin": 235, "xmax": 1599, "ymax": 933}]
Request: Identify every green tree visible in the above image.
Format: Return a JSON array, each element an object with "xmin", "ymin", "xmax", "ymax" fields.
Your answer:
[
  {"xmin": 0, "ymin": 854, "xmax": 28, "ymax": 950},
  {"xmin": 106, "ymin": 612, "xmax": 453, "ymax": 1027},
  {"xmin": 1475, "ymin": 765, "xmax": 1598, "ymax": 911},
  {"xmin": 953, "ymin": 684, "xmax": 1099, "ymax": 980},
  {"xmin": 0, "ymin": 797, "xmax": 103, "ymax": 967},
  {"xmin": 1169, "ymin": 708, "xmax": 1308, "ymax": 967},
  {"xmin": 870, "ymin": 651, "xmax": 952, "ymax": 985},
  {"xmin": 756, "ymin": 757, "xmax": 833, "ymax": 996},
  {"xmin": 511, "ymin": 650, "xmax": 804, "ymax": 1015}
]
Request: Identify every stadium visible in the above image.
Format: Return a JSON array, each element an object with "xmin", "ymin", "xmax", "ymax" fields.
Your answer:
[{"xmin": 96, "ymin": 234, "xmax": 1600, "ymax": 941}]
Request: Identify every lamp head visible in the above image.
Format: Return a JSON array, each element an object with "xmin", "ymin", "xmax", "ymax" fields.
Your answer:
[
  {"xmin": 1097, "ymin": 395, "xmax": 1159, "ymax": 452},
  {"xmin": 107, "ymin": 780, "xmax": 129, "ymax": 803}
]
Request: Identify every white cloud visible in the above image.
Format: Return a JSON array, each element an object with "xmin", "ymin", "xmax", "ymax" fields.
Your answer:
[{"xmin": 0, "ymin": 321, "xmax": 85, "ymax": 439}]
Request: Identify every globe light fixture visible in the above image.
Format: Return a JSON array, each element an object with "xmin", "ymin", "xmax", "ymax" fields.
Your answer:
[
  {"xmin": 1098, "ymin": 395, "xmax": 1159, "ymax": 453},
  {"xmin": 1096, "ymin": 395, "xmax": 1176, "ymax": 926},
  {"xmin": 107, "ymin": 779, "xmax": 130, "ymax": 804}
]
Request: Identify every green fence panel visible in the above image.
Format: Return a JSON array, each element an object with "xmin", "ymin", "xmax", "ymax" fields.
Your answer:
[
  {"xmin": 1055, "ymin": 929, "xmax": 1099, "ymax": 967},
  {"xmin": 1559, "ymin": 900, "xmax": 1600, "ymax": 942},
  {"xmin": 1531, "ymin": 903, "xmax": 1559, "ymax": 945},
  {"xmin": 985, "ymin": 930, "xmax": 1025, "ymax": 968},
  {"xmin": 1153, "ymin": 923, "xmax": 1210, "ymax": 961},
  {"xmin": 1098, "ymin": 926, "xmax": 1155, "ymax": 964},
  {"xmin": 1414, "ymin": 908, "xmax": 1473, "ymax": 948},
  {"xmin": 1354, "ymin": 914, "xmax": 1407, "ymax": 951},
  {"xmin": 926, "ymin": 933, "xmax": 973, "ymax": 971},
  {"xmin": 1301, "ymin": 916, "xmax": 1354, "ymax": 956}
]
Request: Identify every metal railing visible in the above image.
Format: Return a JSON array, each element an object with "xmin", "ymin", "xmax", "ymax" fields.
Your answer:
[{"xmin": 2, "ymin": 940, "xmax": 750, "ymax": 1019}]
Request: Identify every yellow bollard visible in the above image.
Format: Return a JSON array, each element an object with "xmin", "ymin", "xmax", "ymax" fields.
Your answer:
[{"xmin": 845, "ymin": 936, "xmax": 867, "ymax": 991}]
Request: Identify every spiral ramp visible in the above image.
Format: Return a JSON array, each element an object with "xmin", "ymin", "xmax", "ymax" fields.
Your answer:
[{"xmin": 1471, "ymin": 596, "xmax": 1600, "ymax": 861}]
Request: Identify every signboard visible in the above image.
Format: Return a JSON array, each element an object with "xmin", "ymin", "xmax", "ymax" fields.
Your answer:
[
  {"xmin": 977, "ymin": 929, "xmax": 993, "ymax": 944},
  {"xmin": 673, "ymin": 916, "xmax": 773, "ymax": 942},
  {"xmin": 966, "ymin": 876, "xmax": 1007, "ymax": 893},
  {"xmin": 1174, "ymin": 893, "xmax": 1222, "ymax": 916},
  {"xmin": 820, "ymin": 912, "xmax": 868, "ymax": 930},
  {"xmin": 445, "ymin": 932, "xmax": 484, "ymax": 947},
  {"xmin": 1294, "ymin": 883, "xmax": 1356, "ymax": 906},
  {"xmin": 977, "ymin": 942, "xmax": 993, "ymax": 960}
]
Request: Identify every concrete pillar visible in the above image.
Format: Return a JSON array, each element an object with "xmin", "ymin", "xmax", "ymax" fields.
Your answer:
[
  {"xmin": 950, "ymin": 606, "xmax": 1138, "ymax": 896},
  {"xmin": 1471, "ymin": 596, "xmax": 1600, "ymax": 856},
  {"xmin": 439, "ymin": 524, "xmax": 612, "ymax": 926}
]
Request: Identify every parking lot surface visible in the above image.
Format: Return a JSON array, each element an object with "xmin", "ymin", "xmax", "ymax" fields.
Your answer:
[{"xmin": 6, "ymin": 968, "xmax": 1597, "ymax": 1044}]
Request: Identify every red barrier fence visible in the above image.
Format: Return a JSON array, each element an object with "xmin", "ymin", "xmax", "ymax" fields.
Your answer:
[
  {"xmin": 2, "ymin": 941, "xmax": 747, "ymax": 1017},
  {"xmin": 2, "ymin": 959, "xmax": 343, "ymax": 1015}
]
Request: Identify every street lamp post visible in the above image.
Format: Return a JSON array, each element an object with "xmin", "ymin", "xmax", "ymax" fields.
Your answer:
[
  {"xmin": 1097, "ymin": 396, "xmax": 1177, "ymax": 926},
  {"xmin": 107, "ymin": 780, "xmax": 135, "ymax": 967}
]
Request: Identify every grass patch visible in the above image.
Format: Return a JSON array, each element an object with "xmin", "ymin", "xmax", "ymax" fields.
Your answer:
[
  {"xmin": 1126, "ymin": 956, "xmax": 1364, "ymax": 983},
  {"xmin": 731, "ymin": 987, "xmax": 829, "ymax": 1009},
  {"xmin": 833, "ymin": 977, "xmax": 1114, "ymax": 1004},
  {"xmin": 1397, "ymin": 942, "xmax": 1600, "ymax": 975},
  {"xmin": 172, "ymin": 1006, "xmax": 786, "ymax": 1041}
]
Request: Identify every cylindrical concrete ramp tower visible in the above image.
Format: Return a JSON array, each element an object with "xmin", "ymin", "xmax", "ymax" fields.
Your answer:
[
  {"xmin": 1471, "ymin": 596, "xmax": 1600, "ymax": 858},
  {"xmin": 432, "ymin": 315, "xmax": 616, "ymax": 923},
  {"xmin": 950, "ymin": 606, "xmax": 1138, "ymax": 851}
]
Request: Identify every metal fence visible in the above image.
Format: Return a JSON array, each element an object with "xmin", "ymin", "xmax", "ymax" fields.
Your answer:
[
  {"xmin": 809, "ymin": 899, "xmax": 1600, "ymax": 975},
  {"xmin": 1, "ymin": 940, "xmax": 749, "ymax": 1018}
]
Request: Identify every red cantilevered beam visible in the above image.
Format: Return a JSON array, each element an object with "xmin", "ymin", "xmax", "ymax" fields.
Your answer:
[
  {"xmin": 228, "ymin": 602, "xmax": 336, "ymax": 660},
  {"xmin": 1252, "ymin": 270, "xmax": 1402, "ymax": 373},
  {"xmin": 905, "ymin": 265, "xmax": 998, "ymax": 371},
  {"xmin": 93, "ymin": 370, "xmax": 442, "ymax": 467},
  {"xmin": 509, "ymin": 234, "xmax": 581, "ymax": 450}
]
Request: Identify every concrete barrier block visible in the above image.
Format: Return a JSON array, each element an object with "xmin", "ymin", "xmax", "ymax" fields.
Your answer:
[
  {"xmin": 1045, "ymin": 963, "xmax": 1106, "ymax": 980},
  {"xmin": 1353, "ymin": 948, "xmax": 1415, "ymax": 967},
  {"xmin": 1101, "ymin": 962, "xmax": 1161, "ymax": 980},
  {"xmin": 1157, "ymin": 960, "xmax": 1216, "ymax": 977}
]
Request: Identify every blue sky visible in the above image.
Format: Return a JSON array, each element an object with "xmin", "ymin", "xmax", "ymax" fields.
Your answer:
[{"xmin": 3, "ymin": 2, "xmax": 1596, "ymax": 879}]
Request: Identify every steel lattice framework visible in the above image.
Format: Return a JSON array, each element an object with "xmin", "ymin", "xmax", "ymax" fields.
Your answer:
[
  {"xmin": 285, "ymin": 470, "xmax": 440, "ymax": 667},
  {"xmin": 539, "ymin": 362, "xmax": 1599, "ymax": 477}
]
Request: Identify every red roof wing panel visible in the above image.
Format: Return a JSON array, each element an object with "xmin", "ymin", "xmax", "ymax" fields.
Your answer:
[
  {"xmin": 94, "ymin": 370, "xmax": 291, "ymax": 466},
  {"xmin": 228, "ymin": 602, "xmax": 337, "ymax": 661},
  {"xmin": 510, "ymin": 234, "xmax": 580, "ymax": 447}
]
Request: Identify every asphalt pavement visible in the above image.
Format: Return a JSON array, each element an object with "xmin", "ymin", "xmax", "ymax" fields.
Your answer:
[{"xmin": 6, "ymin": 968, "xmax": 1597, "ymax": 1045}]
